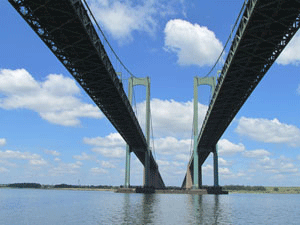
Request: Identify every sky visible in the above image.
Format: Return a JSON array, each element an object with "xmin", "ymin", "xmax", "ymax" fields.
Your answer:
[{"xmin": 0, "ymin": 0, "xmax": 300, "ymax": 187}]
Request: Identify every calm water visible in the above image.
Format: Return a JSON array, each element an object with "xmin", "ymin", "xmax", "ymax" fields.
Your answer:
[{"xmin": 1, "ymin": 189, "xmax": 299, "ymax": 225}]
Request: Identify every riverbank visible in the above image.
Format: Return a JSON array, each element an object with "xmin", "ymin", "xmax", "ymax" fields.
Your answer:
[
  {"xmin": 1, "ymin": 183, "xmax": 300, "ymax": 194},
  {"xmin": 227, "ymin": 186, "xmax": 300, "ymax": 194},
  {"xmin": 0, "ymin": 186, "xmax": 114, "ymax": 191},
  {"xmin": 0, "ymin": 183, "xmax": 117, "ymax": 191}
]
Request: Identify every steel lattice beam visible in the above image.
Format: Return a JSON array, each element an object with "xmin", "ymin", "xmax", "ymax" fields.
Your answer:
[
  {"xmin": 199, "ymin": 0, "xmax": 300, "ymax": 151},
  {"xmin": 184, "ymin": 0, "xmax": 300, "ymax": 187},
  {"xmin": 9, "ymin": 0, "xmax": 164, "ymax": 187}
]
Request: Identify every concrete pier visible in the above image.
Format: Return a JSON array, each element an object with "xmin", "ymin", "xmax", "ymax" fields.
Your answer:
[{"xmin": 116, "ymin": 186, "xmax": 228, "ymax": 195}]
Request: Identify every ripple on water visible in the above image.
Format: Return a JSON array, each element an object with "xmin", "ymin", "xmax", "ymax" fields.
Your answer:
[{"xmin": 0, "ymin": 189, "xmax": 299, "ymax": 225}]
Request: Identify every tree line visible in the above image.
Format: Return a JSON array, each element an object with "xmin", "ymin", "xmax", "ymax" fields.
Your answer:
[
  {"xmin": 53, "ymin": 184, "xmax": 117, "ymax": 189},
  {"xmin": 3, "ymin": 183, "xmax": 117, "ymax": 189},
  {"xmin": 8, "ymin": 183, "xmax": 42, "ymax": 188},
  {"xmin": 223, "ymin": 185, "xmax": 266, "ymax": 191}
]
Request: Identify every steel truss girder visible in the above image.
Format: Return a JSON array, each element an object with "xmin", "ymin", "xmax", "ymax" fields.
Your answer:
[
  {"xmin": 8, "ymin": 0, "xmax": 145, "ymax": 149},
  {"xmin": 9, "ymin": 0, "xmax": 165, "ymax": 185},
  {"xmin": 197, "ymin": 0, "xmax": 300, "ymax": 151}
]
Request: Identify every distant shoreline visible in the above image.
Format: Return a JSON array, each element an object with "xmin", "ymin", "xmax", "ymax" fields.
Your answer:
[
  {"xmin": 225, "ymin": 186, "xmax": 300, "ymax": 194},
  {"xmin": 49, "ymin": 188, "xmax": 114, "ymax": 192},
  {"xmin": 1, "ymin": 187, "xmax": 300, "ymax": 194},
  {"xmin": 0, "ymin": 183, "xmax": 118, "ymax": 191},
  {"xmin": 0, "ymin": 187, "xmax": 114, "ymax": 191},
  {"xmin": 1, "ymin": 184, "xmax": 300, "ymax": 194}
]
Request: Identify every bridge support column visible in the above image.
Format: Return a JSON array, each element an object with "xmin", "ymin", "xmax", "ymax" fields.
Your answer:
[
  {"xmin": 193, "ymin": 78, "xmax": 199, "ymax": 189},
  {"xmin": 128, "ymin": 77, "xmax": 152, "ymax": 187},
  {"xmin": 182, "ymin": 157, "xmax": 202, "ymax": 189},
  {"xmin": 213, "ymin": 145, "xmax": 219, "ymax": 187},
  {"xmin": 193, "ymin": 76, "xmax": 216, "ymax": 189},
  {"xmin": 149, "ymin": 164, "xmax": 165, "ymax": 189},
  {"xmin": 198, "ymin": 164, "xmax": 202, "ymax": 187},
  {"xmin": 124, "ymin": 145, "xmax": 131, "ymax": 188},
  {"xmin": 144, "ymin": 77, "xmax": 151, "ymax": 187},
  {"xmin": 185, "ymin": 165, "xmax": 193, "ymax": 189},
  {"xmin": 144, "ymin": 151, "xmax": 150, "ymax": 187},
  {"xmin": 127, "ymin": 77, "xmax": 163, "ymax": 188},
  {"xmin": 124, "ymin": 77, "xmax": 134, "ymax": 188}
]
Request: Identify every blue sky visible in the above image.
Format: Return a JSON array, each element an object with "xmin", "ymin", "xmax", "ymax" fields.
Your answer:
[{"xmin": 0, "ymin": 0, "xmax": 300, "ymax": 187}]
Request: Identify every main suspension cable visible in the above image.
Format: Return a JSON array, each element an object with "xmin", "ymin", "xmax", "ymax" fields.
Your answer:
[
  {"xmin": 82, "ymin": 0, "xmax": 137, "ymax": 78},
  {"xmin": 204, "ymin": 0, "xmax": 248, "ymax": 78}
]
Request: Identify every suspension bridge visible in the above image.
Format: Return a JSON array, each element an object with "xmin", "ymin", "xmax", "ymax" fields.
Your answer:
[
  {"xmin": 182, "ymin": 0, "xmax": 300, "ymax": 190},
  {"xmin": 8, "ymin": 0, "xmax": 300, "ymax": 191}
]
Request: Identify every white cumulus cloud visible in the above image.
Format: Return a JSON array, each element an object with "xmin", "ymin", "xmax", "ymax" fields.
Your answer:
[
  {"xmin": 92, "ymin": 147, "xmax": 125, "ymax": 158},
  {"xmin": 0, "ymin": 138, "xmax": 6, "ymax": 147},
  {"xmin": 137, "ymin": 98, "xmax": 207, "ymax": 138},
  {"xmin": 219, "ymin": 167, "xmax": 232, "ymax": 176},
  {"xmin": 49, "ymin": 161, "xmax": 83, "ymax": 176},
  {"xmin": 154, "ymin": 136, "xmax": 190, "ymax": 155},
  {"xmin": 0, "ymin": 150, "xmax": 40, "ymax": 160},
  {"xmin": 164, "ymin": 19, "xmax": 223, "ymax": 67},
  {"xmin": 243, "ymin": 149, "xmax": 271, "ymax": 158},
  {"xmin": 90, "ymin": 167, "xmax": 108, "ymax": 174},
  {"xmin": 202, "ymin": 164, "xmax": 213, "ymax": 175},
  {"xmin": 174, "ymin": 153, "xmax": 190, "ymax": 161},
  {"xmin": 156, "ymin": 159, "xmax": 171, "ymax": 166},
  {"xmin": 256, "ymin": 156, "xmax": 298, "ymax": 174},
  {"xmin": 88, "ymin": 0, "xmax": 168, "ymax": 43},
  {"xmin": 0, "ymin": 160, "xmax": 17, "ymax": 168},
  {"xmin": 101, "ymin": 160, "xmax": 116, "ymax": 169},
  {"xmin": 29, "ymin": 159, "xmax": 47, "ymax": 166},
  {"xmin": 236, "ymin": 117, "xmax": 300, "ymax": 147},
  {"xmin": 73, "ymin": 152, "xmax": 94, "ymax": 161},
  {"xmin": 84, "ymin": 133, "xmax": 125, "ymax": 147},
  {"xmin": 0, "ymin": 150, "xmax": 47, "ymax": 167},
  {"xmin": 82, "ymin": 98, "xmax": 208, "ymax": 163},
  {"xmin": 84, "ymin": 133, "xmax": 126, "ymax": 158},
  {"xmin": 44, "ymin": 150, "xmax": 60, "ymax": 156},
  {"xmin": 0, "ymin": 167, "xmax": 9, "ymax": 173},
  {"xmin": 0, "ymin": 69, "xmax": 103, "ymax": 126},
  {"xmin": 217, "ymin": 139, "xmax": 245, "ymax": 156},
  {"xmin": 218, "ymin": 157, "xmax": 232, "ymax": 166}
]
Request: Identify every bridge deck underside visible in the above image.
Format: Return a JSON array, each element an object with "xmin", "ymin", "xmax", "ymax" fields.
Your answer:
[
  {"xmin": 185, "ymin": 0, "xmax": 300, "ymax": 185},
  {"xmin": 9, "ymin": 0, "xmax": 161, "ymax": 172},
  {"xmin": 199, "ymin": 0, "xmax": 300, "ymax": 151}
]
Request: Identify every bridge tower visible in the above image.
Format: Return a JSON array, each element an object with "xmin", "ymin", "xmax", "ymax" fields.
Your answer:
[
  {"xmin": 186, "ymin": 76, "xmax": 219, "ymax": 189},
  {"xmin": 125, "ymin": 76, "xmax": 151, "ymax": 188}
]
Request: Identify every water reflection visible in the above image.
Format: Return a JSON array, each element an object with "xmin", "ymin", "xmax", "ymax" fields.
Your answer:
[
  {"xmin": 120, "ymin": 193, "xmax": 230, "ymax": 225},
  {"xmin": 214, "ymin": 195, "xmax": 221, "ymax": 222},
  {"xmin": 121, "ymin": 194, "xmax": 156, "ymax": 224},
  {"xmin": 188, "ymin": 194, "xmax": 232, "ymax": 225},
  {"xmin": 123, "ymin": 194, "xmax": 131, "ymax": 223},
  {"xmin": 2, "ymin": 189, "xmax": 299, "ymax": 224},
  {"xmin": 189, "ymin": 195, "xmax": 232, "ymax": 224},
  {"xmin": 190, "ymin": 195, "xmax": 205, "ymax": 224},
  {"xmin": 141, "ymin": 194, "xmax": 156, "ymax": 224}
]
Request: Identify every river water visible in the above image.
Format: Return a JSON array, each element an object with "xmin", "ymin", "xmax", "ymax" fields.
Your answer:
[{"xmin": 1, "ymin": 188, "xmax": 299, "ymax": 224}]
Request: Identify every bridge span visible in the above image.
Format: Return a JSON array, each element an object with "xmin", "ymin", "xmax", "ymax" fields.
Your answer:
[
  {"xmin": 183, "ymin": 0, "xmax": 300, "ymax": 189},
  {"xmin": 9, "ymin": 0, "xmax": 300, "ymax": 190},
  {"xmin": 9, "ymin": 0, "xmax": 165, "ymax": 188}
]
